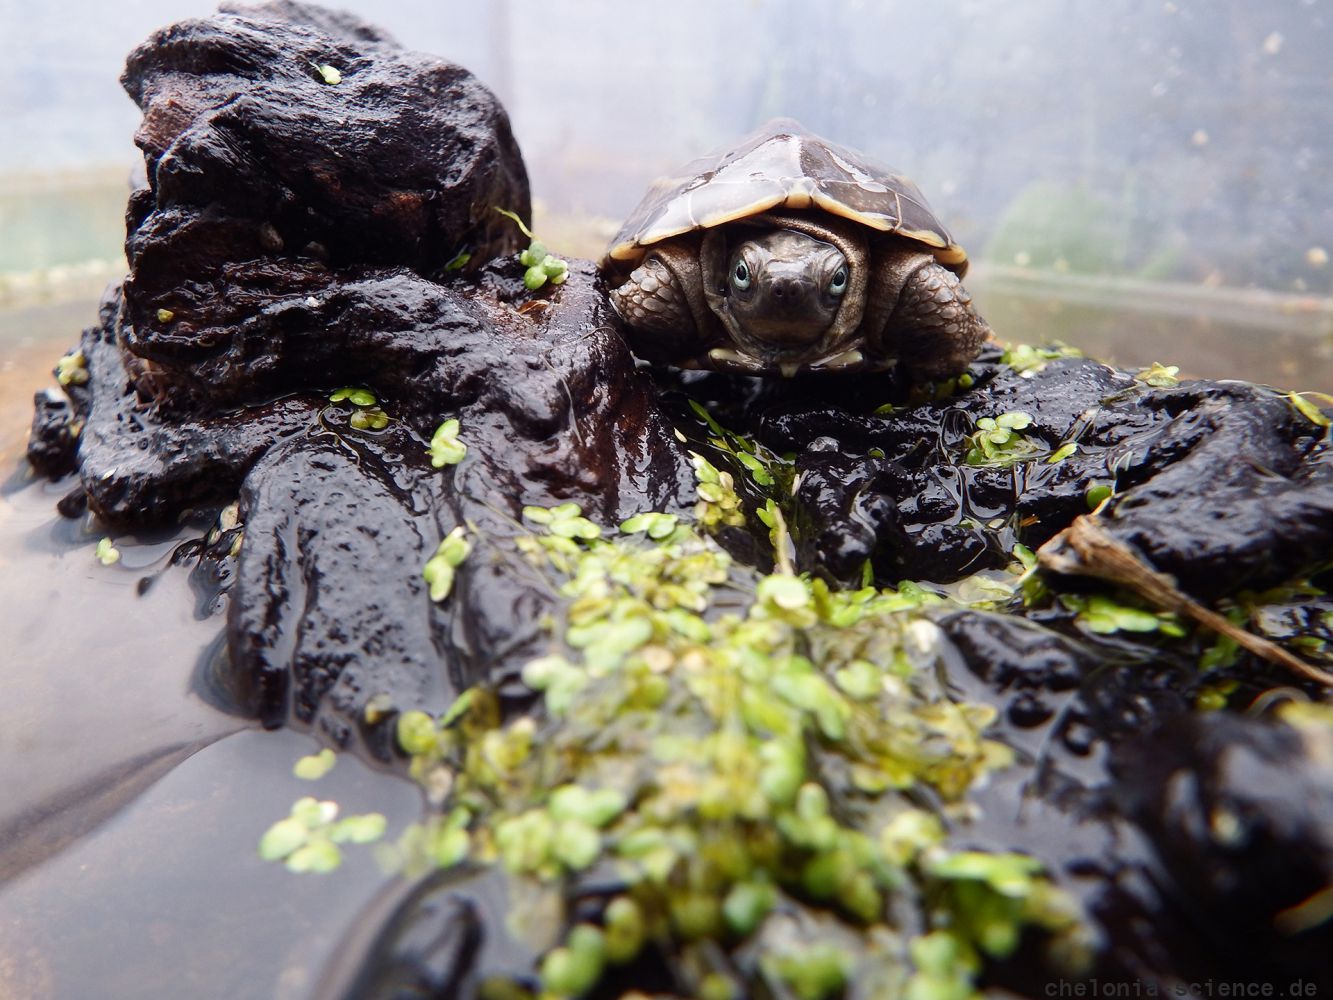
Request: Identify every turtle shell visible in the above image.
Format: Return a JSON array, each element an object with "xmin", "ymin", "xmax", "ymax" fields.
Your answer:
[{"xmin": 603, "ymin": 118, "xmax": 968, "ymax": 276}]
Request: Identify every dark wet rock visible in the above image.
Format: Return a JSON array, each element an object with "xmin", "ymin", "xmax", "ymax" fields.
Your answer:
[
  {"xmin": 216, "ymin": 260, "xmax": 695, "ymax": 754},
  {"xmin": 317, "ymin": 871, "xmax": 487, "ymax": 1000},
  {"xmin": 22, "ymin": 2, "xmax": 694, "ymax": 753},
  {"xmin": 1110, "ymin": 711, "xmax": 1333, "ymax": 988},
  {"xmin": 935, "ymin": 606, "xmax": 1199, "ymax": 818},
  {"xmin": 75, "ymin": 300, "xmax": 324, "ymax": 527},
  {"xmin": 226, "ymin": 429, "xmax": 453, "ymax": 746},
  {"xmin": 682, "ymin": 350, "xmax": 1333, "ymax": 601},
  {"xmin": 937, "ymin": 612, "xmax": 1333, "ymax": 991},
  {"xmin": 120, "ymin": 0, "xmax": 530, "ymax": 413},
  {"xmin": 26, "ymin": 389, "xmax": 80, "ymax": 477},
  {"xmin": 938, "ymin": 610, "xmax": 1109, "ymax": 761}
]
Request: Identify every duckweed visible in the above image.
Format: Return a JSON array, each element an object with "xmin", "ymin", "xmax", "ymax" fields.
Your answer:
[
  {"xmin": 964, "ymin": 411, "xmax": 1040, "ymax": 467},
  {"xmin": 444, "ymin": 249, "xmax": 472, "ymax": 272},
  {"xmin": 293, "ymin": 747, "xmax": 336, "ymax": 780},
  {"xmin": 1046, "ymin": 440, "xmax": 1079, "ymax": 464},
  {"xmin": 1061, "ymin": 593, "xmax": 1186, "ymax": 637},
  {"xmin": 690, "ymin": 452, "xmax": 745, "ymax": 528},
  {"xmin": 55, "ymin": 350, "xmax": 89, "ymax": 387},
  {"xmin": 428, "ymin": 418, "xmax": 468, "ymax": 467},
  {"xmin": 495, "ymin": 207, "xmax": 569, "ymax": 290},
  {"xmin": 1085, "ymin": 483, "xmax": 1114, "ymax": 510},
  {"xmin": 687, "ymin": 398, "xmax": 791, "ymax": 490},
  {"xmin": 95, "ymin": 537, "xmax": 120, "ymax": 566},
  {"xmin": 523, "ymin": 502, "xmax": 601, "ymax": 541},
  {"xmin": 348, "ymin": 406, "xmax": 389, "ymax": 431},
  {"xmin": 259, "ymin": 796, "xmax": 386, "ymax": 873},
  {"xmin": 329, "ymin": 387, "xmax": 376, "ymax": 406},
  {"xmin": 1135, "ymin": 362, "xmax": 1181, "ymax": 387},
  {"xmin": 381, "ymin": 507, "xmax": 1085, "ymax": 995},
  {"xmin": 1284, "ymin": 390, "xmax": 1333, "ymax": 429},
  {"xmin": 1000, "ymin": 341, "xmax": 1082, "ymax": 375},
  {"xmin": 423, "ymin": 526, "xmax": 471, "ymax": 602}
]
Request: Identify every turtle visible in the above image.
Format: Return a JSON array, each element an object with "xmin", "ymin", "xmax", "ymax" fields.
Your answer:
[{"xmin": 601, "ymin": 119, "xmax": 991, "ymax": 379}]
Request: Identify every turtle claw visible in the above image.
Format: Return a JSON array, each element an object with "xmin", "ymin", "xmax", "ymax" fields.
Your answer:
[
  {"xmin": 706, "ymin": 347, "xmax": 768, "ymax": 374},
  {"xmin": 707, "ymin": 347, "xmax": 869, "ymax": 377},
  {"xmin": 810, "ymin": 349, "xmax": 864, "ymax": 372}
]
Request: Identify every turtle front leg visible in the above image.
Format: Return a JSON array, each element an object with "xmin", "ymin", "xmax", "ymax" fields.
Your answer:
[
  {"xmin": 609, "ymin": 252, "xmax": 699, "ymax": 336},
  {"xmin": 884, "ymin": 261, "xmax": 991, "ymax": 380}
]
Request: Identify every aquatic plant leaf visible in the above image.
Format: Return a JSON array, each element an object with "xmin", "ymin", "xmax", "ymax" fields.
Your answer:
[{"xmin": 293, "ymin": 748, "xmax": 336, "ymax": 780}]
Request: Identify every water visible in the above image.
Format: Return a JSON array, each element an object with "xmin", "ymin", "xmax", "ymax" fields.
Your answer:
[
  {"xmin": 0, "ymin": 728, "xmax": 421, "ymax": 1000},
  {"xmin": 972, "ymin": 265, "xmax": 1333, "ymax": 389},
  {"xmin": 0, "ymin": 394, "xmax": 422, "ymax": 1000}
]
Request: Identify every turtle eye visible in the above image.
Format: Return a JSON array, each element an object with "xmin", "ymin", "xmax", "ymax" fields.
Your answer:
[
  {"xmin": 829, "ymin": 266, "xmax": 849, "ymax": 296},
  {"xmin": 732, "ymin": 260, "xmax": 751, "ymax": 291}
]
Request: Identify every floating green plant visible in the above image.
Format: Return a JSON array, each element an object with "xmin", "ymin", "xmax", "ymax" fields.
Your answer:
[
  {"xmin": 496, "ymin": 207, "xmax": 569, "ymax": 290},
  {"xmin": 1060, "ymin": 592, "xmax": 1186, "ymax": 637},
  {"xmin": 1000, "ymin": 342, "xmax": 1081, "ymax": 375},
  {"xmin": 56, "ymin": 350, "xmax": 89, "ymax": 387},
  {"xmin": 423, "ymin": 526, "xmax": 472, "ymax": 602},
  {"xmin": 1046, "ymin": 440, "xmax": 1079, "ymax": 464},
  {"xmin": 377, "ymin": 508, "xmax": 1086, "ymax": 996},
  {"xmin": 690, "ymin": 452, "xmax": 745, "ymax": 529},
  {"xmin": 329, "ymin": 388, "xmax": 389, "ymax": 430},
  {"xmin": 1284, "ymin": 390, "xmax": 1333, "ymax": 430},
  {"xmin": 964, "ymin": 411, "xmax": 1040, "ymax": 467},
  {"xmin": 349, "ymin": 406, "xmax": 389, "ymax": 430},
  {"xmin": 259, "ymin": 796, "xmax": 385, "ymax": 873},
  {"xmin": 1085, "ymin": 483, "xmax": 1114, "ymax": 511},
  {"xmin": 428, "ymin": 418, "xmax": 468, "ymax": 467},
  {"xmin": 687, "ymin": 399, "xmax": 792, "ymax": 490},
  {"xmin": 294, "ymin": 748, "xmax": 336, "ymax": 780},
  {"xmin": 329, "ymin": 387, "xmax": 376, "ymax": 406},
  {"xmin": 313, "ymin": 62, "xmax": 342, "ymax": 85},
  {"xmin": 95, "ymin": 537, "xmax": 120, "ymax": 566},
  {"xmin": 1135, "ymin": 362, "xmax": 1180, "ymax": 387}
]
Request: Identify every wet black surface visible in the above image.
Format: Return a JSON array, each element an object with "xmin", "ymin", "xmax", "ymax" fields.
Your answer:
[
  {"xmin": 119, "ymin": 0, "xmax": 529, "ymax": 413},
  {"xmin": 20, "ymin": 2, "xmax": 1333, "ymax": 997},
  {"xmin": 1110, "ymin": 712, "xmax": 1333, "ymax": 985},
  {"xmin": 677, "ymin": 351, "xmax": 1333, "ymax": 599}
]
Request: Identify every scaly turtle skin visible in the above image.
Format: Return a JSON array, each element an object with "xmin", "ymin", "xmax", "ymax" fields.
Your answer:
[{"xmin": 601, "ymin": 119, "xmax": 991, "ymax": 379}]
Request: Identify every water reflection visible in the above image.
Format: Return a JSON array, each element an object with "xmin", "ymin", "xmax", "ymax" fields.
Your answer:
[
  {"xmin": 0, "ymin": 728, "xmax": 420, "ymax": 1000},
  {"xmin": 0, "ymin": 351, "xmax": 428, "ymax": 999}
]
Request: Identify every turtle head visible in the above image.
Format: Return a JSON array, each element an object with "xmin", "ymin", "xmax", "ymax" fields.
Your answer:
[{"xmin": 721, "ymin": 229, "xmax": 848, "ymax": 353}]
